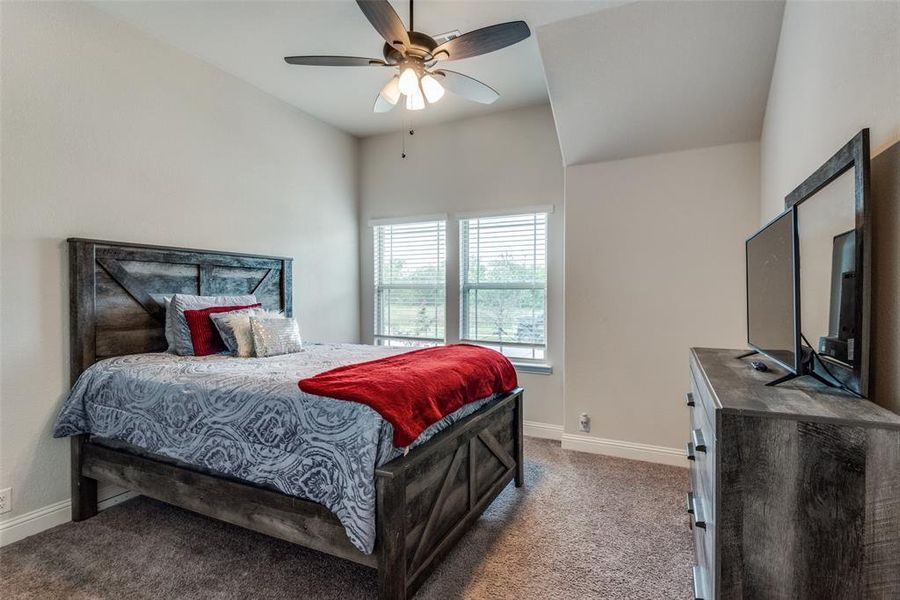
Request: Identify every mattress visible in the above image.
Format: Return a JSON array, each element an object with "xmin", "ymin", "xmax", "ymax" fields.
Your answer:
[{"xmin": 53, "ymin": 343, "xmax": 496, "ymax": 554}]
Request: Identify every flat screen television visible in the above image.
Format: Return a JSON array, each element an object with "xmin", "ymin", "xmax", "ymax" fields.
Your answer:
[{"xmin": 745, "ymin": 207, "xmax": 800, "ymax": 373}]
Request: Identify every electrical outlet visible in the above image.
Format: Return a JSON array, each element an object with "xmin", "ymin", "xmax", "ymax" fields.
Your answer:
[
  {"xmin": 579, "ymin": 413, "xmax": 591, "ymax": 433},
  {"xmin": 0, "ymin": 488, "xmax": 11, "ymax": 514}
]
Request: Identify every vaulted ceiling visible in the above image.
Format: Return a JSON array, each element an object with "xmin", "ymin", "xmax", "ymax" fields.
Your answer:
[
  {"xmin": 538, "ymin": 0, "xmax": 785, "ymax": 165},
  {"xmin": 93, "ymin": 0, "xmax": 617, "ymax": 137},
  {"xmin": 93, "ymin": 0, "xmax": 785, "ymax": 165}
]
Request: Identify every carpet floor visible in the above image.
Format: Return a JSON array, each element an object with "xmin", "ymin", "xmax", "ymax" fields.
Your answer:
[{"xmin": 1, "ymin": 438, "xmax": 692, "ymax": 599}]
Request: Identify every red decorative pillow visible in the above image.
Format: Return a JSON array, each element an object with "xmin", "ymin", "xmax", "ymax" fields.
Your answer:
[{"xmin": 184, "ymin": 304, "xmax": 261, "ymax": 356}]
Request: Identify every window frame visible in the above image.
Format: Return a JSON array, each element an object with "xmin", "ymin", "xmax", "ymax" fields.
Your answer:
[
  {"xmin": 369, "ymin": 207, "xmax": 554, "ymax": 372},
  {"xmin": 372, "ymin": 217, "xmax": 447, "ymax": 347},
  {"xmin": 458, "ymin": 211, "xmax": 549, "ymax": 364}
]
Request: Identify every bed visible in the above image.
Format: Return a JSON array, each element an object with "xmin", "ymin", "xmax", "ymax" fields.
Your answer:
[{"xmin": 62, "ymin": 238, "xmax": 524, "ymax": 600}]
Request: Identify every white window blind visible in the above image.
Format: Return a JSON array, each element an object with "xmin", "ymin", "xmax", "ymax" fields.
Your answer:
[
  {"xmin": 460, "ymin": 212, "xmax": 548, "ymax": 360},
  {"xmin": 374, "ymin": 220, "xmax": 446, "ymax": 346}
]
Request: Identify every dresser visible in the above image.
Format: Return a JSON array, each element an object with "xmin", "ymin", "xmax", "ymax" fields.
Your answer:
[{"xmin": 687, "ymin": 348, "xmax": 900, "ymax": 600}]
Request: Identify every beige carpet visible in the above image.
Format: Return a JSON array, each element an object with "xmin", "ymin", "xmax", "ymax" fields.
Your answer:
[{"xmin": 1, "ymin": 438, "xmax": 692, "ymax": 599}]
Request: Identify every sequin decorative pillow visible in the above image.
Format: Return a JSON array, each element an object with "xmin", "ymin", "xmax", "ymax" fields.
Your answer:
[{"xmin": 249, "ymin": 316, "xmax": 303, "ymax": 358}]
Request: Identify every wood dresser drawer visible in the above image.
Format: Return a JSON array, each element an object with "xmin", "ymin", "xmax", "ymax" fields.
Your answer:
[
  {"xmin": 688, "ymin": 483, "xmax": 714, "ymax": 599},
  {"xmin": 692, "ymin": 564, "xmax": 709, "ymax": 600},
  {"xmin": 689, "ymin": 357, "xmax": 716, "ymax": 426}
]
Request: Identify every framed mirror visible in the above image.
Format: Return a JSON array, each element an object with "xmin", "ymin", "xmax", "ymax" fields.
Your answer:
[{"xmin": 786, "ymin": 129, "xmax": 870, "ymax": 397}]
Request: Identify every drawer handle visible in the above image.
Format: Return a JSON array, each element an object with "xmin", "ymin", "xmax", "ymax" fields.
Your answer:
[
  {"xmin": 685, "ymin": 392, "xmax": 695, "ymax": 407},
  {"xmin": 691, "ymin": 494, "xmax": 707, "ymax": 529},
  {"xmin": 692, "ymin": 565, "xmax": 705, "ymax": 600},
  {"xmin": 686, "ymin": 492, "xmax": 694, "ymax": 514},
  {"xmin": 691, "ymin": 428, "xmax": 707, "ymax": 453},
  {"xmin": 686, "ymin": 441, "xmax": 695, "ymax": 461}
]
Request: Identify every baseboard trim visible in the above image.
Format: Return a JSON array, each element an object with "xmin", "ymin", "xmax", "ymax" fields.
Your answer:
[
  {"xmin": 523, "ymin": 420, "xmax": 563, "ymax": 440},
  {"xmin": 561, "ymin": 433, "xmax": 686, "ymax": 467},
  {"xmin": 0, "ymin": 490, "xmax": 138, "ymax": 547}
]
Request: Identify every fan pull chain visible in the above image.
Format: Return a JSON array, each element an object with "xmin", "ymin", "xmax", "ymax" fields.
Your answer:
[
  {"xmin": 401, "ymin": 116, "xmax": 415, "ymax": 159},
  {"xmin": 401, "ymin": 116, "xmax": 407, "ymax": 158}
]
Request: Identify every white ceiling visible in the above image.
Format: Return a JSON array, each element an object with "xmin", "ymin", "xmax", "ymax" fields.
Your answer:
[
  {"xmin": 93, "ymin": 0, "xmax": 618, "ymax": 138},
  {"xmin": 538, "ymin": 0, "xmax": 785, "ymax": 165}
]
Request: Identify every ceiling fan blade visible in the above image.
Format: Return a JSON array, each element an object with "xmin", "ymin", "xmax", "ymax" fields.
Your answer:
[
  {"xmin": 431, "ymin": 21, "xmax": 530, "ymax": 62},
  {"xmin": 356, "ymin": 0, "xmax": 410, "ymax": 50},
  {"xmin": 434, "ymin": 70, "xmax": 499, "ymax": 104},
  {"xmin": 284, "ymin": 56, "xmax": 387, "ymax": 67}
]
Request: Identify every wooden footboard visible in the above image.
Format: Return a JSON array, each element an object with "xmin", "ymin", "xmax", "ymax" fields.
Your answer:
[
  {"xmin": 375, "ymin": 388, "xmax": 524, "ymax": 599},
  {"xmin": 70, "ymin": 388, "xmax": 524, "ymax": 600}
]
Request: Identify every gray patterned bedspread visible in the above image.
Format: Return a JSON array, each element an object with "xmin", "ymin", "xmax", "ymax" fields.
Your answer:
[{"xmin": 53, "ymin": 343, "xmax": 494, "ymax": 554}]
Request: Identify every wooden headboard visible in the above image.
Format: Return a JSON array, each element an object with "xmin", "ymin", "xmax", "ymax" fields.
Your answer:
[{"xmin": 69, "ymin": 238, "xmax": 293, "ymax": 381}]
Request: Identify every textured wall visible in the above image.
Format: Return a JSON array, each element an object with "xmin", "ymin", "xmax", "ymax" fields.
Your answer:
[
  {"xmin": 565, "ymin": 142, "xmax": 760, "ymax": 448},
  {"xmin": 759, "ymin": 0, "xmax": 900, "ymax": 216},
  {"xmin": 1, "ymin": 1, "xmax": 360, "ymax": 523}
]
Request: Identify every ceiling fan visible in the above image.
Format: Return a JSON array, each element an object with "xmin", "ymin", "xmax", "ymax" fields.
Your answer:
[{"xmin": 284, "ymin": 0, "xmax": 531, "ymax": 112}]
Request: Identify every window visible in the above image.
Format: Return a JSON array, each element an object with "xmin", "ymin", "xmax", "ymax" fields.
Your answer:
[
  {"xmin": 460, "ymin": 212, "xmax": 547, "ymax": 360},
  {"xmin": 374, "ymin": 219, "xmax": 446, "ymax": 347}
]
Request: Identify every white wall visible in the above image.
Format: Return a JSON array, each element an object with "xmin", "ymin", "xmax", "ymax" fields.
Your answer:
[
  {"xmin": 760, "ymin": 0, "xmax": 900, "ymax": 217},
  {"xmin": 758, "ymin": 0, "xmax": 900, "ymax": 413},
  {"xmin": 565, "ymin": 142, "xmax": 760, "ymax": 451},
  {"xmin": 358, "ymin": 105, "xmax": 565, "ymax": 427},
  {"xmin": 1, "ymin": 1, "xmax": 359, "ymax": 526}
]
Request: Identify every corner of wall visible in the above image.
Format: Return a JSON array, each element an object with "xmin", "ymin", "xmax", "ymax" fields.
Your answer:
[{"xmin": 353, "ymin": 134, "xmax": 366, "ymax": 344}]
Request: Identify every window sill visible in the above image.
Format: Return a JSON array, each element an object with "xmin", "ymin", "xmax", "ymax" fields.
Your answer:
[{"xmin": 511, "ymin": 362, "xmax": 553, "ymax": 376}]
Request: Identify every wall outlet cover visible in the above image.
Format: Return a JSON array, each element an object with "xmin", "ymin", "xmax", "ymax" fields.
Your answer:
[
  {"xmin": 0, "ymin": 488, "xmax": 11, "ymax": 514},
  {"xmin": 579, "ymin": 413, "xmax": 591, "ymax": 433}
]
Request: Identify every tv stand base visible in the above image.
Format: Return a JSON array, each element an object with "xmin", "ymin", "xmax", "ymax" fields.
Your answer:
[{"xmin": 764, "ymin": 369, "xmax": 835, "ymax": 388}]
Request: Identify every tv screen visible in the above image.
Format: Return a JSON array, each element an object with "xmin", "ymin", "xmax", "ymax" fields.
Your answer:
[{"xmin": 746, "ymin": 209, "xmax": 799, "ymax": 372}]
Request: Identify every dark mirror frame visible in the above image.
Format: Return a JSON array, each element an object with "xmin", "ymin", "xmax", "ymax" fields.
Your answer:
[{"xmin": 785, "ymin": 128, "xmax": 871, "ymax": 397}]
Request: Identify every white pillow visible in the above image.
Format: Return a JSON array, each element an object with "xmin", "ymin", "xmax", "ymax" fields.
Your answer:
[
  {"xmin": 221, "ymin": 309, "xmax": 283, "ymax": 357},
  {"xmin": 250, "ymin": 317, "xmax": 303, "ymax": 358}
]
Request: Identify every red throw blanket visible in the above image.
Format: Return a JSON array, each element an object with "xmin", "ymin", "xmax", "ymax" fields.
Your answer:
[{"xmin": 298, "ymin": 344, "xmax": 518, "ymax": 447}]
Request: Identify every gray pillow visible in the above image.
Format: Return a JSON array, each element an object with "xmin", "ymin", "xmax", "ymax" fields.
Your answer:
[
  {"xmin": 163, "ymin": 296, "xmax": 175, "ymax": 351},
  {"xmin": 169, "ymin": 293, "xmax": 257, "ymax": 356},
  {"xmin": 210, "ymin": 307, "xmax": 264, "ymax": 354},
  {"xmin": 250, "ymin": 317, "xmax": 302, "ymax": 358}
]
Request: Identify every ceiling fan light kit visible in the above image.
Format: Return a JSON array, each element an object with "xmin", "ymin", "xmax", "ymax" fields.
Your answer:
[
  {"xmin": 284, "ymin": 0, "xmax": 531, "ymax": 113},
  {"xmin": 398, "ymin": 65, "xmax": 420, "ymax": 96},
  {"xmin": 420, "ymin": 74, "xmax": 445, "ymax": 103},
  {"xmin": 405, "ymin": 87, "xmax": 426, "ymax": 111},
  {"xmin": 381, "ymin": 76, "xmax": 401, "ymax": 104}
]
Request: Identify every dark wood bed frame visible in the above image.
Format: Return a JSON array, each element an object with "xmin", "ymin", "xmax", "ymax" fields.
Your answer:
[{"xmin": 67, "ymin": 238, "xmax": 524, "ymax": 600}]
